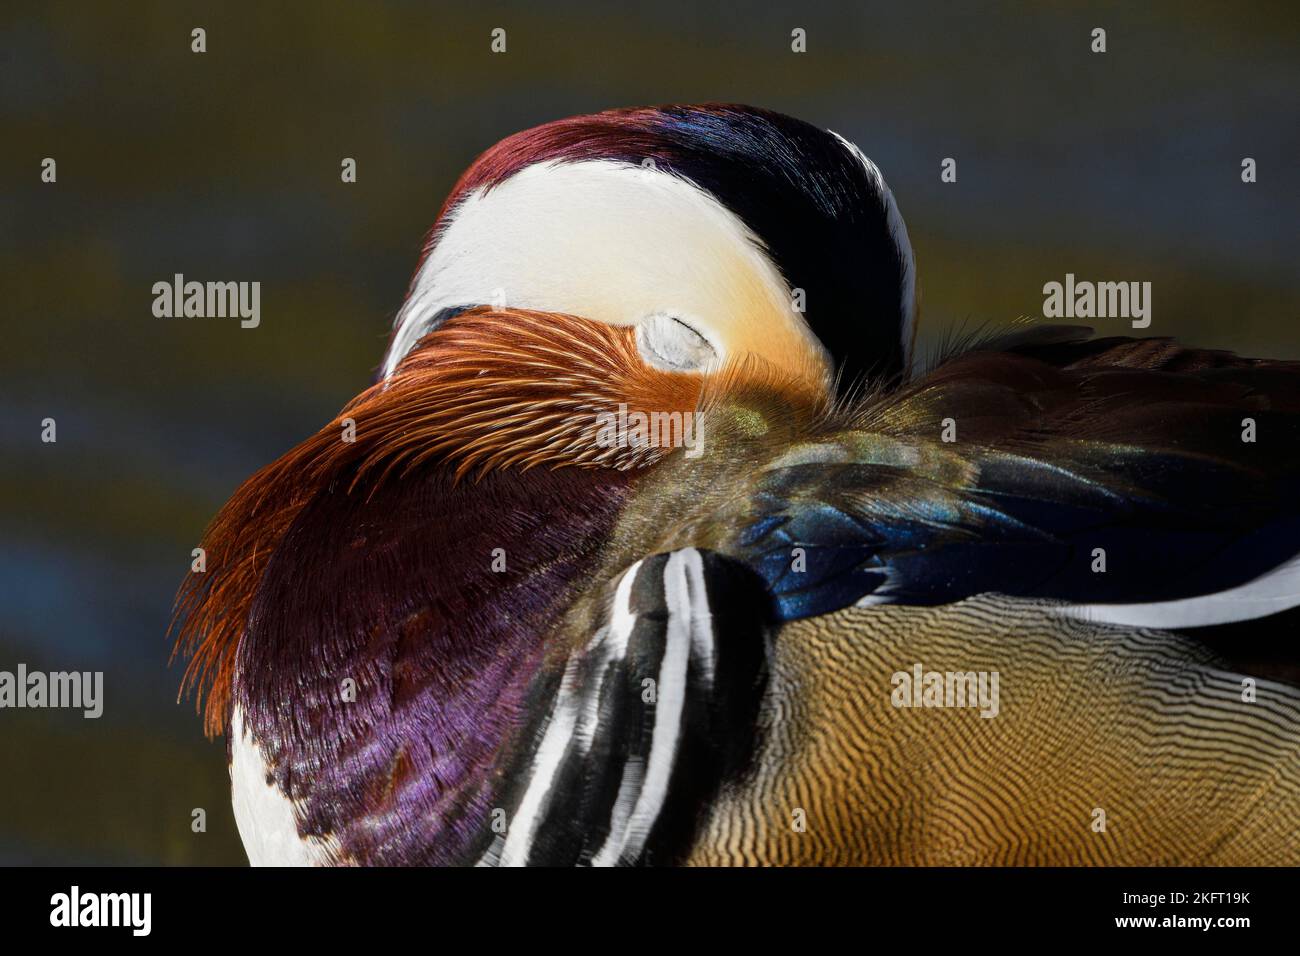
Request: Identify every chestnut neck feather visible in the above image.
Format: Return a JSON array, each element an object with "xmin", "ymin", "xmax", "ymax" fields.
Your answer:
[
  {"xmin": 238, "ymin": 454, "xmax": 638, "ymax": 864},
  {"xmin": 171, "ymin": 308, "xmax": 703, "ymax": 737}
]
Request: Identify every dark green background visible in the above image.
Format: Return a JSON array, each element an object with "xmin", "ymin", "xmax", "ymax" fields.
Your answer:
[{"xmin": 2, "ymin": 1, "xmax": 1296, "ymax": 863}]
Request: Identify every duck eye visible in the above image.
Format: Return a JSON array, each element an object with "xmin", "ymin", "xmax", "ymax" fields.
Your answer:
[{"xmin": 636, "ymin": 312, "xmax": 719, "ymax": 372}]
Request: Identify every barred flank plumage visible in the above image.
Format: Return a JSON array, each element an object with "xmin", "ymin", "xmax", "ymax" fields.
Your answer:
[{"xmin": 689, "ymin": 597, "xmax": 1300, "ymax": 866}]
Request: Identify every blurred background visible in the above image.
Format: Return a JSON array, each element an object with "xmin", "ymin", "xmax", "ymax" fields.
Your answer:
[{"xmin": 1, "ymin": 1, "xmax": 1296, "ymax": 863}]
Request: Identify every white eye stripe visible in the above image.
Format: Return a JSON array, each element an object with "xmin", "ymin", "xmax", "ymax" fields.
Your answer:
[
  {"xmin": 382, "ymin": 159, "xmax": 809, "ymax": 381},
  {"xmin": 635, "ymin": 312, "xmax": 719, "ymax": 372}
]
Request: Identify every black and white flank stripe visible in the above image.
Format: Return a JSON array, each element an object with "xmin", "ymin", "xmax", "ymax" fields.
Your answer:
[{"xmin": 481, "ymin": 548, "xmax": 768, "ymax": 866}]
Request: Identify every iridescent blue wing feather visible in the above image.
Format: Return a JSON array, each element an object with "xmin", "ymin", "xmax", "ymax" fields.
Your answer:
[{"xmin": 716, "ymin": 338, "xmax": 1300, "ymax": 625}]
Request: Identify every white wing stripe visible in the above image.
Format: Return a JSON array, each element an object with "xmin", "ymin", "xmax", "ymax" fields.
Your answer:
[{"xmin": 1062, "ymin": 550, "xmax": 1300, "ymax": 629}]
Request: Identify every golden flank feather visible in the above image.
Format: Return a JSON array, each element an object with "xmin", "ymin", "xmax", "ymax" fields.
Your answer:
[{"xmin": 690, "ymin": 597, "xmax": 1300, "ymax": 866}]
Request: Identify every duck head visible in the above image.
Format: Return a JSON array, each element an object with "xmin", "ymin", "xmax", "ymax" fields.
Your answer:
[{"xmin": 384, "ymin": 104, "xmax": 916, "ymax": 391}]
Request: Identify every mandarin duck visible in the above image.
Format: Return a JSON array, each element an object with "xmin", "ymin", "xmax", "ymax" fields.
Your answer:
[{"xmin": 174, "ymin": 105, "xmax": 1300, "ymax": 866}]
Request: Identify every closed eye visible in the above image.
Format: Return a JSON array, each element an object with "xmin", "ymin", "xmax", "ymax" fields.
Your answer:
[{"xmin": 636, "ymin": 312, "xmax": 719, "ymax": 372}]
